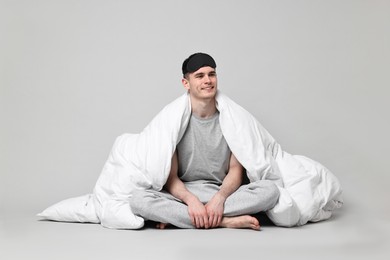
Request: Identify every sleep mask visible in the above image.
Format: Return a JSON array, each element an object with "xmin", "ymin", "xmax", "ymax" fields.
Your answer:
[{"xmin": 182, "ymin": 53, "xmax": 216, "ymax": 76}]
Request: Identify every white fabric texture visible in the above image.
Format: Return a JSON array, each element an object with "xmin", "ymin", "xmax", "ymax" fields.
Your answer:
[
  {"xmin": 37, "ymin": 194, "xmax": 99, "ymax": 223},
  {"xmin": 38, "ymin": 91, "xmax": 343, "ymax": 229}
]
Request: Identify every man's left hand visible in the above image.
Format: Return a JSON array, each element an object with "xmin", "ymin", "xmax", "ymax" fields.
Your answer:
[{"xmin": 205, "ymin": 193, "xmax": 226, "ymax": 228}]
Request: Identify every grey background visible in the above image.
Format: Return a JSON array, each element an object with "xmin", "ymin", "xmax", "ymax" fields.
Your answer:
[{"xmin": 1, "ymin": 0, "xmax": 389, "ymax": 259}]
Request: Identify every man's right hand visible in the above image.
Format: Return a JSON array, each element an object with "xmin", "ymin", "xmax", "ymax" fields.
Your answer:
[
  {"xmin": 187, "ymin": 198, "xmax": 210, "ymax": 229},
  {"xmin": 165, "ymin": 151, "xmax": 210, "ymax": 229}
]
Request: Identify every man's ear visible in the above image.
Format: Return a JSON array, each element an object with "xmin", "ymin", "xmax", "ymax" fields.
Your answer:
[{"xmin": 182, "ymin": 78, "xmax": 190, "ymax": 91}]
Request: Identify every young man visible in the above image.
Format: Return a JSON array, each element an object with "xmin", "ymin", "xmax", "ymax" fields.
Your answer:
[{"xmin": 130, "ymin": 53, "xmax": 279, "ymax": 230}]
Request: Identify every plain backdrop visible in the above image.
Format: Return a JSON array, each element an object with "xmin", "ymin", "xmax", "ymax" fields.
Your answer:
[{"xmin": 1, "ymin": 0, "xmax": 389, "ymax": 258}]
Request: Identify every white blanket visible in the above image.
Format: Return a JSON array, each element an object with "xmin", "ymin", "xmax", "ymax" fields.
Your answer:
[{"xmin": 38, "ymin": 91, "xmax": 343, "ymax": 229}]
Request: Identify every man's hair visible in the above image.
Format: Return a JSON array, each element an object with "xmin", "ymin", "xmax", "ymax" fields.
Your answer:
[{"xmin": 182, "ymin": 53, "xmax": 217, "ymax": 78}]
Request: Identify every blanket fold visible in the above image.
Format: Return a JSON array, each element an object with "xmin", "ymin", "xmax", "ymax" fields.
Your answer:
[{"xmin": 38, "ymin": 91, "xmax": 343, "ymax": 229}]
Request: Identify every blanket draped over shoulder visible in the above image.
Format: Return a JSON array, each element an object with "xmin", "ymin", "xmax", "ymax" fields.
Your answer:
[{"xmin": 38, "ymin": 91, "xmax": 343, "ymax": 229}]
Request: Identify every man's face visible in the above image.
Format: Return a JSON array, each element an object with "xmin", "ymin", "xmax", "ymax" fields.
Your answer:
[{"xmin": 182, "ymin": 66, "xmax": 218, "ymax": 100}]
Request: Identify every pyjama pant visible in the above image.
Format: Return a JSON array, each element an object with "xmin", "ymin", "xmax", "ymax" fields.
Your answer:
[{"xmin": 130, "ymin": 180, "xmax": 279, "ymax": 229}]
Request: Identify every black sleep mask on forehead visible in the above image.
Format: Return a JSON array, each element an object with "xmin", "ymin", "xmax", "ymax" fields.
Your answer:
[{"xmin": 182, "ymin": 53, "xmax": 216, "ymax": 75}]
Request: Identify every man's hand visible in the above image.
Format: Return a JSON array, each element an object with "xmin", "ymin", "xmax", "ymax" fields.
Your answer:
[
  {"xmin": 203, "ymin": 152, "xmax": 243, "ymax": 228},
  {"xmin": 205, "ymin": 193, "xmax": 226, "ymax": 228},
  {"xmin": 166, "ymin": 151, "xmax": 210, "ymax": 229},
  {"xmin": 187, "ymin": 198, "xmax": 210, "ymax": 229}
]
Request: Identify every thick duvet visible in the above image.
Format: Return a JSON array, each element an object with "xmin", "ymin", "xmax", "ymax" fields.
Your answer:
[{"xmin": 38, "ymin": 91, "xmax": 343, "ymax": 229}]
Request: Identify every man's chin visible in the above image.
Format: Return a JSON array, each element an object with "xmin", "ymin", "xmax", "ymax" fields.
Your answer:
[{"xmin": 203, "ymin": 91, "xmax": 217, "ymax": 99}]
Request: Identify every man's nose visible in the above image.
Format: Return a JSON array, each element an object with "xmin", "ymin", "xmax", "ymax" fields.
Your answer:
[{"xmin": 204, "ymin": 75, "xmax": 211, "ymax": 83}]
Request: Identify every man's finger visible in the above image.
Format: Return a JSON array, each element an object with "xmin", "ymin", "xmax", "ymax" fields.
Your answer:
[
  {"xmin": 215, "ymin": 216, "xmax": 220, "ymax": 227},
  {"xmin": 215, "ymin": 215, "xmax": 221, "ymax": 227},
  {"xmin": 207, "ymin": 213, "xmax": 213, "ymax": 226},
  {"xmin": 208, "ymin": 215, "xmax": 216, "ymax": 228},
  {"xmin": 195, "ymin": 216, "xmax": 198, "ymax": 228},
  {"xmin": 203, "ymin": 215, "xmax": 209, "ymax": 229},
  {"xmin": 199, "ymin": 216, "xmax": 206, "ymax": 228},
  {"xmin": 194, "ymin": 217, "xmax": 199, "ymax": 228},
  {"xmin": 217, "ymin": 216, "xmax": 222, "ymax": 226},
  {"xmin": 208, "ymin": 215, "xmax": 214, "ymax": 227}
]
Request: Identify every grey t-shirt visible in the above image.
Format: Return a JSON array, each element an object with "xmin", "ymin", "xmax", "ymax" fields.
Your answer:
[{"xmin": 177, "ymin": 112, "xmax": 231, "ymax": 185}]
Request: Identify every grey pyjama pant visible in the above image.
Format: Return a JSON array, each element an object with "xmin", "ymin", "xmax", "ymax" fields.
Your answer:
[{"xmin": 130, "ymin": 180, "xmax": 279, "ymax": 229}]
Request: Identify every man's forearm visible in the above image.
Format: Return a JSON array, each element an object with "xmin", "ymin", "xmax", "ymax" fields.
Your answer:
[
  {"xmin": 217, "ymin": 164, "xmax": 243, "ymax": 200},
  {"xmin": 165, "ymin": 150, "xmax": 202, "ymax": 206},
  {"xmin": 165, "ymin": 176, "xmax": 199, "ymax": 205}
]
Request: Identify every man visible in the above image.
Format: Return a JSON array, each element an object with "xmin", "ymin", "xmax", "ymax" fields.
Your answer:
[{"xmin": 130, "ymin": 53, "xmax": 279, "ymax": 230}]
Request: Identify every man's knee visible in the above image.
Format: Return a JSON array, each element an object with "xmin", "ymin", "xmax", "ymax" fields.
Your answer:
[
  {"xmin": 265, "ymin": 181, "xmax": 280, "ymax": 209},
  {"xmin": 264, "ymin": 181, "xmax": 280, "ymax": 209},
  {"xmin": 130, "ymin": 189, "xmax": 150, "ymax": 215},
  {"xmin": 253, "ymin": 180, "xmax": 280, "ymax": 210}
]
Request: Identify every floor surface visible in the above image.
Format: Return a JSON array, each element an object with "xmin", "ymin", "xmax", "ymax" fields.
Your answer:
[{"xmin": 1, "ymin": 199, "xmax": 389, "ymax": 260}]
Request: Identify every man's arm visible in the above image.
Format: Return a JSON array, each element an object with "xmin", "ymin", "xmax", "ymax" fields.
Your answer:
[
  {"xmin": 205, "ymin": 152, "xmax": 244, "ymax": 227},
  {"xmin": 164, "ymin": 150, "xmax": 210, "ymax": 229}
]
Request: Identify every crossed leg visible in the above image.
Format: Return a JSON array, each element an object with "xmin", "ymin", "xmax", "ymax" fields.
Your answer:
[{"xmin": 130, "ymin": 180, "xmax": 279, "ymax": 230}]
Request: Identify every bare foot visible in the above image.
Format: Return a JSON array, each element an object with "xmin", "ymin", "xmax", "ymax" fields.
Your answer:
[
  {"xmin": 220, "ymin": 215, "xmax": 261, "ymax": 231},
  {"xmin": 156, "ymin": 223, "xmax": 169, "ymax": 229}
]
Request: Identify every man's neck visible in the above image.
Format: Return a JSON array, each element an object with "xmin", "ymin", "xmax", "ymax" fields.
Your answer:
[{"xmin": 190, "ymin": 96, "xmax": 217, "ymax": 119}]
